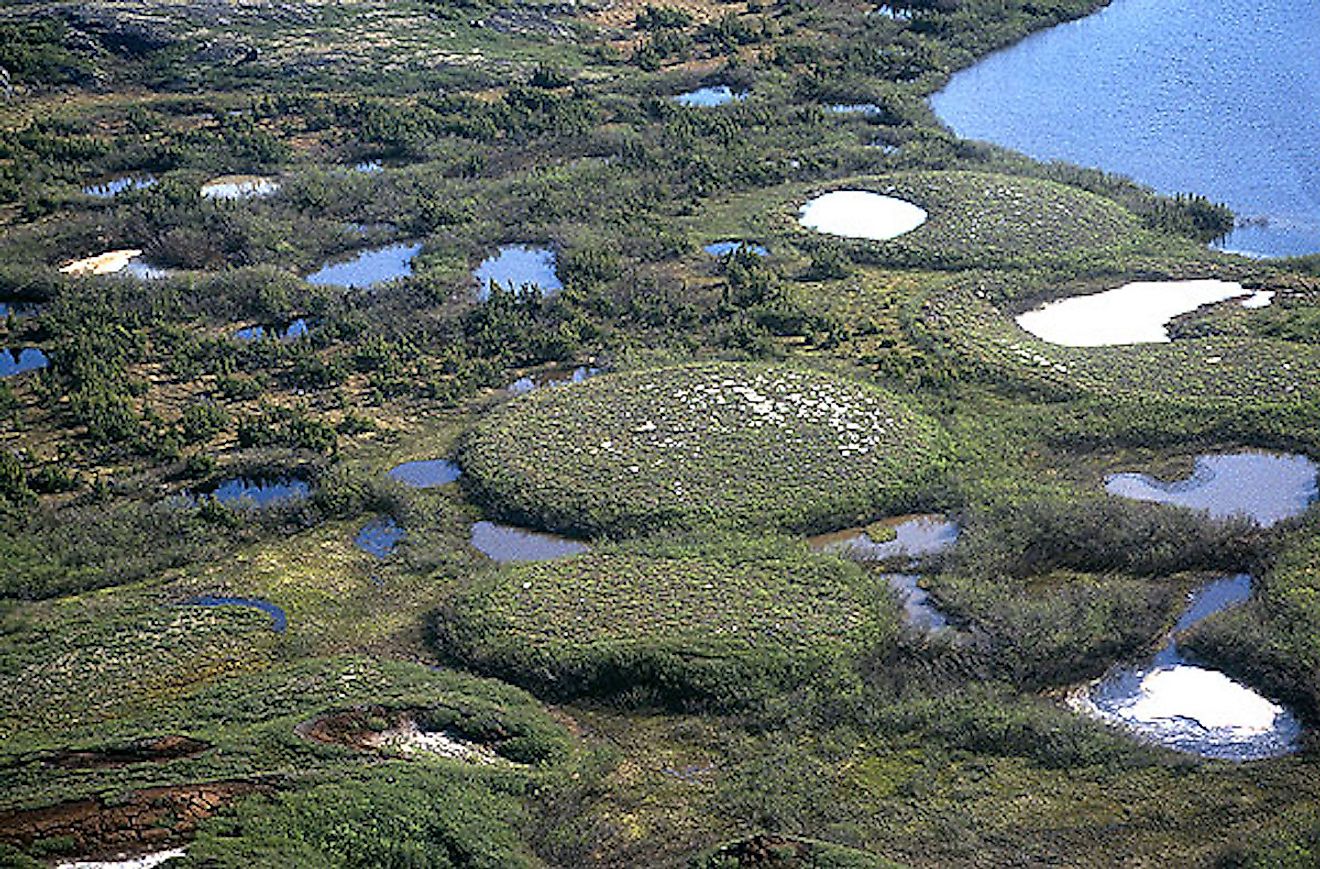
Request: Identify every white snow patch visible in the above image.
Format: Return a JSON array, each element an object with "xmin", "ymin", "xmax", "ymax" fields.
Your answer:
[
  {"xmin": 798, "ymin": 190, "xmax": 927, "ymax": 241},
  {"xmin": 59, "ymin": 249, "xmax": 144, "ymax": 276},
  {"xmin": 58, "ymin": 847, "xmax": 187, "ymax": 869},
  {"xmin": 1116, "ymin": 665, "xmax": 1283, "ymax": 733}
]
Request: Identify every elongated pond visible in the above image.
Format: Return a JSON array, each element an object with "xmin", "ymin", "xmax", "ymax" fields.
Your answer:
[
  {"xmin": 1105, "ymin": 451, "xmax": 1318, "ymax": 527},
  {"xmin": 1073, "ymin": 574, "xmax": 1301, "ymax": 759},
  {"xmin": 387, "ymin": 459, "xmax": 461, "ymax": 488},
  {"xmin": 931, "ymin": 0, "xmax": 1320, "ymax": 257},
  {"xmin": 306, "ymin": 243, "xmax": 421, "ymax": 289},
  {"xmin": 0, "ymin": 348, "xmax": 48, "ymax": 377},
  {"xmin": 470, "ymin": 521, "xmax": 589, "ymax": 563},
  {"xmin": 196, "ymin": 476, "xmax": 310, "ymax": 507}
]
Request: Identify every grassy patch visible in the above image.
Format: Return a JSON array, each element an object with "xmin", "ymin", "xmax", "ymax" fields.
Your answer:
[
  {"xmin": 432, "ymin": 534, "xmax": 898, "ymax": 706},
  {"xmin": 460, "ymin": 361, "xmax": 949, "ymax": 537}
]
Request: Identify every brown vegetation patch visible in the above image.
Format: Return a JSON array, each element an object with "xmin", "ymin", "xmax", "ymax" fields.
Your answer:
[
  {"xmin": 43, "ymin": 735, "xmax": 210, "ymax": 770},
  {"xmin": 0, "ymin": 781, "xmax": 260, "ymax": 855}
]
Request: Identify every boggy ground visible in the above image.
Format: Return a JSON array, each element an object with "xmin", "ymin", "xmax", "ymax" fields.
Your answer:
[{"xmin": 5, "ymin": 0, "xmax": 1320, "ymax": 866}]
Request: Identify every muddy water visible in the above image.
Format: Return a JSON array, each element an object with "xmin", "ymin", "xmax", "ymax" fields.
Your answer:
[
  {"xmin": 469, "ymin": 521, "xmax": 589, "ymax": 563},
  {"xmin": 1074, "ymin": 573, "xmax": 1301, "ymax": 759},
  {"xmin": 1105, "ymin": 451, "xmax": 1318, "ymax": 527}
]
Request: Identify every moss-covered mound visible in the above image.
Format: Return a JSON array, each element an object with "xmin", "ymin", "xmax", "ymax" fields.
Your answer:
[
  {"xmin": 798, "ymin": 171, "xmax": 1147, "ymax": 269},
  {"xmin": 432, "ymin": 536, "xmax": 897, "ymax": 705},
  {"xmin": 460, "ymin": 363, "xmax": 947, "ymax": 537}
]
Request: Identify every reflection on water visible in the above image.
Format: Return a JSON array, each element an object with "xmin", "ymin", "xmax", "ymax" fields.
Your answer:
[
  {"xmin": 1105, "ymin": 451, "xmax": 1318, "ymax": 527},
  {"xmin": 235, "ymin": 318, "xmax": 308, "ymax": 342},
  {"xmin": 197, "ymin": 476, "xmax": 310, "ymax": 507},
  {"xmin": 704, "ymin": 240, "xmax": 769, "ymax": 257},
  {"xmin": 469, "ymin": 520, "xmax": 589, "ymax": 563},
  {"xmin": 83, "ymin": 175, "xmax": 156, "ymax": 198},
  {"xmin": 881, "ymin": 573, "xmax": 949, "ymax": 633},
  {"xmin": 809, "ymin": 514, "xmax": 959, "ymax": 563},
  {"xmin": 306, "ymin": 243, "xmax": 422, "ymax": 289},
  {"xmin": 473, "ymin": 245, "xmax": 562, "ymax": 300},
  {"xmin": 387, "ymin": 459, "xmax": 461, "ymax": 488}
]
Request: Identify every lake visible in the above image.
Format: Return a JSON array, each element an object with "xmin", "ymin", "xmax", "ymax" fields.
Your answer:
[{"xmin": 931, "ymin": 0, "xmax": 1320, "ymax": 257}]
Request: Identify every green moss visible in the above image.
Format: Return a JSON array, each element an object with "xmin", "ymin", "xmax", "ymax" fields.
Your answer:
[
  {"xmin": 433, "ymin": 535, "xmax": 899, "ymax": 706},
  {"xmin": 460, "ymin": 362, "xmax": 949, "ymax": 537}
]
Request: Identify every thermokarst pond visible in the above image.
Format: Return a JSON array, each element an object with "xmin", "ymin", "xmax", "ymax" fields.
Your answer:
[
  {"xmin": 674, "ymin": 85, "xmax": 746, "ymax": 107},
  {"xmin": 798, "ymin": 190, "xmax": 928, "ymax": 241},
  {"xmin": 506, "ymin": 365, "xmax": 600, "ymax": 395},
  {"xmin": 469, "ymin": 521, "xmax": 589, "ymax": 563},
  {"xmin": 199, "ymin": 175, "xmax": 280, "ymax": 200},
  {"xmin": 305, "ymin": 243, "xmax": 422, "ymax": 289},
  {"xmin": 1072, "ymin": 574, "xmax": 1302, "ymax": 760},
  {"xmin": 1016, "ymin": 280, "xmax": 1275, "ymax": 347},
  {"xmin": 0, "ymin": 348, "xmax": 48, "ymax": 377},
  {"xmin": 195, "ymin": 476, "xmax": 310, "ymax": 508},
  {"xmin": 355, "ymin": 516, "xmax": 404, "ymax": 558},
  {"xmin": 82, "ymin": 175, "xmax": 156, "ymax": 198},
  {"xmin": 234, "ymin": 319, "xmax": 308, "ymax": 342},
  {"xmin": 1105, "ymin": 451, "xmax": 1318, "ymax": 527},
  {"xmin": 703, "ymin": 240, "xmax": 769, "ymax": 257},
  {"xmin": 387, "ymin": 459, "xmax": 461, "ymax": 489},
  {"xmin": 472, "ymin": 245, "xmax": 562, "ymax": 300}
]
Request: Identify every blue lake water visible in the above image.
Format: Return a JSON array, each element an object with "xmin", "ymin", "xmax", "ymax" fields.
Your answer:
[
  {"xmin": 473, "ymin": 245, "xmax": 562, "ymax": 300},
  {"xmin": 199, "ymin": 476, "xmax": 310, "ymax": 507},
  {"xmin": 675, "ymin": 86, "xmax": 746, "ymax": 107},
  {"xmin": 931, "ymin": 0, "xmax": 1320, "ymax": 257},
  {"xmin": 355, "ymin": 515, "xmax": 404, "ymax": 558},
  {"xmin": 387, "ymin": 459, "xmax": 462, "ymax": 488},
  {"xmin": 306, "ymin": 243, "xmax": 421, "ymax": 288},
  {"xmin": 0, "ymin": 348, "xmax": 49, "ymax": 377}
]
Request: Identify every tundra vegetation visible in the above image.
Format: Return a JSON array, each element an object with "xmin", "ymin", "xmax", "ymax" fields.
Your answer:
[{"xmin": 2, "ymin": 0, "xmax": 1320, "ymax": 867}]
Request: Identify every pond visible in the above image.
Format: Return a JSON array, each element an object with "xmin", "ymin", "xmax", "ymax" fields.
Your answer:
[
  {"xmin": 355, "ymin": 515, "xmax": 404, "ymax": 558},
  {"xmin": 828, "ymin": 103, "xmax": 884, "ymax": 118},
  {"xmin": 704, "ymin": 240, "xmax": 769, "ymax": 258},
  {"xmin": 196, "ymin": 476, "xmax": 310, "ymax": 508},
  {"xmin": 674, "ymin": 85, "xmax": 746, "ymax": 107},
  {"xmin": 1105, "ymin": 451, "xmax": 1318, "ymax": 527},
  {"xmin": 881, "ymin": 573, "xmax": 949, "ymax": 633},
  {"xmin": 306, "ymin": 242, "xmax": 422, "ymax": 289},
  {"xmin": 809, "ymin": 514, "xmax": 959, "ymax": 563},
  {"xmin": 82, "ymin": 175, "xmax": 156, "ymax": 198},
  {"xmin": 235, "ymin": 318, "xmax": 308, "ymax": 342},
  {"xmin": 506, "ymin": 364, "xmax": 601, "ymax": 395},
  {"xmin": 185, "ymin": 596, "xmax": 288, "ymax": 632},
  {"xmin": 387, "ymin": 459, "xmax": 462, "ymax": 488},
  {"xmin": 799, "ymin": 190, "xmax": 927, "ymax": 241},
  {"xmin": 469, "ymin": 520, "xmax": 590, "ymax": 563},
  {"xmin": 1016, "ymin": 280, "xmax": 1274, "ymax": 346},
  {"xmin": 0, "ymin": 348, "xmax": 49, "ymax": 377},
  {"xmin": 0, "ymin": 300, "xmax": 43, "ymax": 319},
  {"xmin": 473, "ymin": 245, "xmax": 562, "ymax": 300},
  {"xmin": 930, "ymin": 0, "xmax": 1320, "ymax": 258},
  {"xmin": 353, "ymin": 160, "xmax": 384, "ymax": 174},
  {"xmin": 59, "ymin": 250, "xmax": 170, "ymax": 280},
  {"xmin": 200, "ymin": 175, "xmax": 280, "ymax": 200},
  {"xmin": 1073, "ymin": 573, "xmax": 1302, "ymax": 760}
]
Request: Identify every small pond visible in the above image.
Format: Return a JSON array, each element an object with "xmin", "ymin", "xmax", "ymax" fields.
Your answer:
[
  {"xmin": 1016, "ymin": 280, "xmax": 1274, "ymax": 347},
  {"xmin": 185, "ymin": 596, "xmax": 288, "ymax": 632},
  {"xmin": 0, "ymin": 300, "xmax": 43, "ymax": 319},
  {"xmin": 387, "ymin": 459, "xmax": 462, "ymax": 489},
  {"xmin": 355, "ymin": 515, "xmax": 405, "ymax": 558},
  {"xmin": 306, "ymin": 242, "xmax": 422, "ymax": 289},
  {"xmin": 828, "ymin": 103, "xmax": 884, "ymax": 117},
  {"xmin": 1105, "ymin": 451, "xmax": 1318, "ymax": 527},
  {"xmin": 506, "ymin": 364, "xmax": 601, "ymax": 395},
  {"xmin": 235, "ymin": 318, "xmax": 308, "ymax": 342},
  {"xmin": 0, "ymin": 348, "xmax": 49, "ymax": 378},
  {"xmin": 704, "ymin": 240, "xmax": 769, "ymax": 258},
  {"xmin": 674, "ymin": 86, "xmax": 746, "ymax": 107},
  {"xmin": 809, "ymin": 514, "xmax": 959, "ymax": 563},
  {"xmin": 1073, "ymin": 573, "xmax": 1302, "ymax": 760},
  {"xmin": 799, "ymin": 190, "xmax": 928, "ymax": 241},
  {"xmin": 473, "ymin": 245, "xmax": 562, "ymax": 300},
  {"xmin": 881, "ymin": 573, "xmax": 949, "ymax": 633},
  {"xmin": 354, "ymin": 160, "xmax": 384, "ymax": 174},
  {"xmin": 197, "ymin": 476, "xmax": 310, "ymax": 508},
  {"xmin": 469, "ymin": 520, "xmax": 589, "ymax": 563},
  {"xmin": 83, "ymin": 175, "xmax": 157, "ymax": 199},
  {"xmin": 200, "ymin": 175, "xmax": 280, "ymax": 200}
]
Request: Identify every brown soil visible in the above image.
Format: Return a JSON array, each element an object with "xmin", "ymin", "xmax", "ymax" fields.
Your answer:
[
  {"xmin": 44, "ymin": 735, "xmax": 210, "ymax": 770},
  {"xmin": 0, "ymin": 781, "xmax": 261, "ymax": 856}
]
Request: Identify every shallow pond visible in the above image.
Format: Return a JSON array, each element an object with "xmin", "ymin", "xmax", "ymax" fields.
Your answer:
[
  {"xmin": 354, "ymin": 160, "xmax": 384, "ymax": 174},
  {"xmin": 355, "ymin": 515, "xmax": 404, "ymax": 558},
  {"xmin": 469, "ymin": 520, "xmax": 590, "ymax": 563},
  {"xmin": 506, "ymin": 365, "xmax": 601, "ymax": 395},
  {"xmin": 674, "ymin": 85, "xmax": 746, "ymax": 107},
  {"xmin": 1105, "ymin": 451, "xmax": 1318, "ymax": 527},
  {"xmin": 198, "ymin": 476, "xmax": 310, "ymax": 507},
  {"xmin": 798, "ymin": 190, "xmax": 927, "ymax": 241},
  {"xmin": 1074, "ymin": 573, "xmax": 1302, "ymax": 759},
  {"xmin": 57, "ymin": 847, "xmax": 188, "ymax": 869},
  {"xmin": 186, "ymin": 596, "xmax": 288, "ymax": 632},
  {"xmin": 881, "ymin": 573, "xmax": 949, "ymax": 633},
  {"xmin": 473, "ymin": 245, "xmax": 562, "ymax": 300},
  {"xmin": 704, "ymin": 240, "xmax": 769, "ymax": 258},
  {"xmin": 200, "ymin": 175, "xmax": 280, "ymax": 200},
  {"xmin": 809, "ymin": 514, "xmax": 959, "ymax": 563},
  {"xmin": 235, "ymin": 318, "xmax": 308, "ymax": 342},
  {"xmin": 306, "ymin": 242, "xmax": 421, "ymax": 289},
  {"xmin": 387, "ymin": 459, "xmax": 462, "ymax": 488},
  {"xmin": 931, "ymin": 0, "xmax": 1320, "ymax": 257},
  {"xmin": 83, "ymin": 175, "xmax": 156, "ymax": 198},
  {"xmin": 0, "ymin": 348, "xmax": 49, "ymax": 377},
  {"xmin": 1016, "ymin": 280, "xmax": 1274, "ymax": 346}
]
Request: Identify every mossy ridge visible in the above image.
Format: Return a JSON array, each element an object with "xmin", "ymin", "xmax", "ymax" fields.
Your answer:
[
  {"xmin": 460, "ymin": 361, "xmax": 949, "ymax": 538},
  {"xmin": 433, "ymin": 535, "xmax": 899, "ymax": 706}
]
